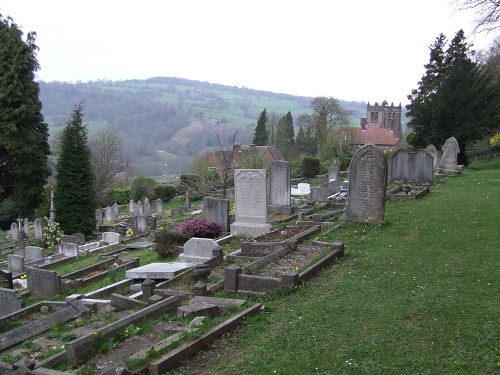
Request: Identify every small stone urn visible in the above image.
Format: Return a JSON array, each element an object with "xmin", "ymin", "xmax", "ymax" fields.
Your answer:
[{"xmin": 192, "ymin": 264, "xmax": 211, "ymax": 282}]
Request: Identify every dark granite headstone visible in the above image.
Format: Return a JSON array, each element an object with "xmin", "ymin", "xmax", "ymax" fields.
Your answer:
[
  {"xmin": 114, "ymin": 224, "xmax": 127, "ymax": 237},
  {"xmin": 146, "ymin": 216, "xmax": 157, "ymax": 230},
  {"xmin": 98, "ymin": 225, "xmax": 115, "ymax": 233},
  {"xmin": 0, "ymin": 270, "xmax": 13, "ymax": 289}
]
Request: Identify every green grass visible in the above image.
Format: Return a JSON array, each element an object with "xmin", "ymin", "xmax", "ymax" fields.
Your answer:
[{"xmin": 172, "ymin": 157, "xmax": 500, "ymax": 374}]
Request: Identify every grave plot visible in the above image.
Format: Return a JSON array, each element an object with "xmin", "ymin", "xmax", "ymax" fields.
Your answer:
[{"xmin": 386, "ymin": 185, "xmax": 430, "ymax": 200}]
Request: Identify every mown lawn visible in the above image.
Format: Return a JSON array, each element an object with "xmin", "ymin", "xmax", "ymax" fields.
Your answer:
[{"xmin": 171, "ymin": 157, "xmax": 500, "ymax": 375}]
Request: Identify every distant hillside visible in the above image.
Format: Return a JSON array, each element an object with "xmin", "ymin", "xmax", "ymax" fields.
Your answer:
[{"xmin": 38, "ymin": 77, "xmax": 368, "ymax": 175}]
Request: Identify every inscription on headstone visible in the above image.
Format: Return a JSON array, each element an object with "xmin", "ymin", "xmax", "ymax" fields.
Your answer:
[
  {"xmin": 0, "ymin": 270, "xmax": 13, "ymax": 289},
  {"xmin": 343, "ymin": 144, "xmax": 387, "ymax": 224}
]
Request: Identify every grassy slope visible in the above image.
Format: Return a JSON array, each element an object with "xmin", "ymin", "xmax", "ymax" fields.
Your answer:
[{"xmin": 177, "ymin": 158, "xmax": 500, "ymax": 375}]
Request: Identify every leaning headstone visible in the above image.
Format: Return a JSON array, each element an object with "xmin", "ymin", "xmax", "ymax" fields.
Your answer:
[
  {"xmin": 10, "ymin": 223, "xmax": 19, "ymax": 242},
  {"xmin": 7, "ymin": 254, "xmax": 24, "ymax": 274},
  {"xmin": 269, "ymin": 160, "xmax": 291, "ymax": 207},
  {"xmin": 155, "ymin": 199, "xmax": 164, "ymax": 215},
  {"xmin": 143, "ymin": 198, "xmax": 151, "ymax": 216},
  {"xmin": 95, "ymin": 209, "xmax": 103, "ymax": 227},
  {"xmin": 25, "ymin": 246, "xmax": 43, "ymax": 262},
  {"xmin": 179, "ymin": 237, "xmax": 222, "ymax": 264},
  {"xmin": 230, "ymin": 169, "xmax": 272, "ymax": 238},
  {"xmin": 0, "ymin": 287, "xmax": 23, "ymax": 317},
  {"xmin": 34, "ymin": 218, "xmax": 43, "ymax": 240},
  {"xmin": 203, "ymin": 197, "xmax": 230, "ymax": 233},
  {"xmin": 342, "ymin": 144, "xmax": 387, "ymax": 223},
  {"xmin": 438, "ymin": 136, "xmax": 460, "ymax": 173},
  {"xmin": 26, "ymin": 267, "xmax": 61, "ymax": 298},
  {"xmin": 328, "ymin": 167, "xmax": 339, "ymax": 182},
  {"xmin": 0, "ymin": 270, "xmax": 13, "ymax": 289}
]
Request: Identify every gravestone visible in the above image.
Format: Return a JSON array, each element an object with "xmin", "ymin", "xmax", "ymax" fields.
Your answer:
[
  {"xmin": 179, "ymin": 237, "xmax": 222, "ymax": 264},
  {"xmin": 61, "ymin": 235, "xmax": 77, "ymax": 244},
  {"xmin": 105, "ymin": 206, "xmax": 112, "ymax": 221},
  {"xmin": 202, "ymin": 197, "xmax": 230, "ymax": 233},
  {"xmin": 155, "ymin": 199, "xmax": 164, "ymax": 215},
  {"xmin": 23, "ymin": 218, "xmax": 30, "ymax": 237},
  {"xmin": 98, "ymin": 225, "xmax": 115, "ymax": 233},
  {"xmin": 34, "ymin": 218, "xmax": 43, "ymax": 240},
  {"xmin": 102, "ymin": 232, "xmax": 121, "ymax": 244},
  {"xmin": 72, "ymin": 233, "xmax": 85, "ymax": 245},
  {"xmin": 0, "ymin": 270, "xmax": 13, "ymax": 289},
  {"xmin": 298, "ymin": 183, "xmax": 311, "ymax": 195},
  {"xmin": 135, "ymin": 216, "xmax": 147, "ymax": 235},
  {"xmin": 439, "ymin": 136, "xmax": 460, "ymax": 173},
  {"xmin": 112, "ymin": 202, "xmax": 119, "ymax": 217},
  {"xmin": 425, "ymin": 144, "xmax": 441, "ymax": 170},
  {"xmin": 95, "ymin": 209, "xmax": 103, "ymax": 227},
  {"xmin": 114, "ymin": 223, "xmax": 127, "ymax": 237},
  {"xmin": 269, "ymin": 160, "xmax": 291, "ymax": 207},
  {"xmin": 133, "ymin": 202, "xmax": 140, "ymax": 217},
  {"xmin": 10, "ymin": 223, "xmax": 19, "ymax": 242},
  {"xmin": 143, "ymin": 198, "xmax": 151, "ymax": 216},
  {"xmin": 328, "ymin": 167, "xmax": 339, "ymax": 182},
  {"xmin": 171, "ymin": 208, "xmax": 182, "ymax": 216},
  {"xmin": 129, "ymin": 199, "xmax": 135, "ymax": 213},
  {"xmin": 343, "ymin": 144, "xmax": 387, "ymax": 224},
  {"xmin": 25, "ymin": 246, "xmax": 43, "ymax": 262},
  {"xmin": 311, "ymin": 187, "xmax": 330, "ymax": 202},
  {"xmin": 26, "ymin": 267, "xmax": 61, "ymax": 298},
  {"xmin": 390, "ymin": 149, "xmax": 433, "ymax": 184},
  {"xmin": 137, "ymin": 200, "xmax": 143, "ymax": 216},
  {"xmin": 7, "ymin": 254, "xmax": 24, "ymax": 274},
  {"xmin": 0, "ymin": 288, "xmax": 23, "ymax": 317},
  {"xmin": 230, "ymin": 169, "xmax": 272, "ymax": 238},
  {"xmin": 125, "ymin": 262, "xmax": 195, "ymax": 280},
  {"xmin": 60, "ymin": 242, "xmax": 79, "ymax": 257},
  {"xmin": 146, "ymin": 216, "xmax": 157, "ymax": 231}
]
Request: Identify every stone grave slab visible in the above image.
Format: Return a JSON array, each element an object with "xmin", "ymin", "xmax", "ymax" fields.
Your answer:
[
  {"xmin": 178, "ymin": 238, "xmax": 221, "ymax": 264},
  {"xmin": 125, "ymin": 241, "xmax": 154, "ymax": 249},
  {"xmin": 125, "ymin": 262, "xmax": 195, "ymax": 280}
]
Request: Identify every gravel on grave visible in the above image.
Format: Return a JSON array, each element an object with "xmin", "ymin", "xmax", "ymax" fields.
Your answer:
[{"xmin": 256, "ymin": 250, "xmax": 322, "ymax": 277}]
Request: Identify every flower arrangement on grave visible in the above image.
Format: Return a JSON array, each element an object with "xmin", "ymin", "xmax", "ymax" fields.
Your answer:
[
  {"xmin": 43, "ymin": 222, "xmax": 64, "ymax": 248},
  {"xmin": 126, "ymin": 228, "xmax": 134, "ymax": 237}
]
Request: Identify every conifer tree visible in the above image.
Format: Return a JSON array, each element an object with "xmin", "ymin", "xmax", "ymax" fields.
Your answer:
[
  {"xmin": 407, "ymin": 30, "xmax": 500, "ymax": 165},
  {"xmin": 54, "ymin": 103, "xmax": 96, "ymax": 235},
  {"xmin": 253, "ymin": 108, "xmax": 268, "ymax": 145},
  {"xmin": 276, "ymin": 111, "xmax": 295, "ymax": 159},
  {"xmin": 0, "ymin": 14, "xmax": 50, "ymax": 215}
]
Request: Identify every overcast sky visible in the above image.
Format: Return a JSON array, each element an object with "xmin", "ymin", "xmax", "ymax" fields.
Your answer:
[{"xmin": 1, "ymin": 0, "xmax": 498, "ymax": 105}]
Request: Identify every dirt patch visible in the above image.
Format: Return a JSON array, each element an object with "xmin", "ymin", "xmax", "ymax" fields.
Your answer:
[
  {"xmin": 257, "ymin": 250, "xmax": 323, "ymax": 277},
  {"xmin": 251, "ymin": 226, "xmax": 313, "ymax": 242}
]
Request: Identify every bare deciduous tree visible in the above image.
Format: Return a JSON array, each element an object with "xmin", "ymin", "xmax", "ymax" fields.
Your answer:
[
  {"xmin": 89, "ymin": 126, "xmax": 131, "ymax": 197},
  {"xmin": 453, "ymin": 0, "xmax": 500, "ymax": 33}
]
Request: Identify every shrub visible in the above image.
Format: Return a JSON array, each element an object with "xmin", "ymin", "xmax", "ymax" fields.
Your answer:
[
  {"xmin": 106, "ymin": 188, "xmax": 132, "ymax": 205},
  {"xmin": 339, "ymin": 156, "xmax": 351, "ymax": 171},
  {"xmin": 131, "ymin": 176, "xmax": 156, "ymax": 201},
  {"xmin": 43, "ymin": 222, "xmax": 64, "ymax": 249},
  {"xmin": 302, "ymin": 157, "xmax": 320, "ymax": 178},
  {"xmin": 153, "ymin": 184, "xmax": 178, "ymax": 202},
  {"xmin": 154, "ymin": 229, "xmax": 190, "ymax": 258},
  {"xmin": 174, "ymin": 218, "xmax": 221, "ymax": 238}
]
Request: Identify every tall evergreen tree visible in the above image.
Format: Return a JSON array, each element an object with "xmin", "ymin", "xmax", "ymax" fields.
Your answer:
[
  {"xmin": 54, "ymin": 103, "xmax": 96, "ymax": 235},
  {"xmin": 0, "ymin": 15, "xmax": 50, "ymax": 215},
  {"xmin": 407, "ymin": 30, "xmax": 500, "ymax": 165},
  {"xmin": 276, "ymin": 111, "xmax": 295, "ymax": 159},
  {"xmin": 253, "ymin": 108, "xmax": 268, "ymax": 145}
]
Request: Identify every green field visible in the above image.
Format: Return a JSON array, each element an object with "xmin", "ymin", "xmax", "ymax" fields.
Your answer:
[{"xmin": 173, "ymin": 157, "xmax": 500, "ymax": 374}]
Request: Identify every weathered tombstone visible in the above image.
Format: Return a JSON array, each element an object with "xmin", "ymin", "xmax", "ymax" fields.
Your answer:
[
  {"xmin": 342, "ymin": 144, "xmax": 387, "ymax": 223},
  {"xmin": 102, "ymin": 232, "xmax": 121, "ymax": 244},
  {"xmin": 171, "ymin": 208, "xmax": 182, "ymax": 216},
  {"xmin": 230, "ymin": 169, "xmax": 272, "ymax": 238},
  {"xmin": 143, "ymin": 198, "xmax": 151, "ymax": 216},
  {"xmin": 7, "ymin": 254, "xmax": 24, "ymax": 274},
  {"xmin": 104, "ymin": 206, "xmax": 112, "ymax": 222},
  {"xmin": 25, "ymin": 246, "xmax": 43, "ymax": 262},
  {"xmin": 95, "ymin": 209, "xmax": 103, "ymax": 227},
  {"xmin": 133, "ymin": 202, "xmax": 140, "ymax": 217},
  {"xmin": 112, "ymin": 202, "xmax": 119, "ymax": 217},
  {"xmin": 72, "ymin": 233, "xmax": 85, "ymax": 245},
  {"xmin": 269, "ymin": 160, "xmax": 291, "ymax": 207},
  {"xmin": 114, "ymin": 224, "xmax": 127, "ymax": 238},
  {"xmin": 146, "ymin": 216, "xmax": 157, "ymax": 231},
  {"xmin": 98, "ymin": 225, "xmax": 115, "ymax": 233},
  {"xmin": 425, "ymin": 144, "xmax": 440, "ymax": 170},
  {"xmin": 26, "ymin": 267, "xmax": 61, "ymax": 298},
  {"xmin": 202, "ymin": 197, "xmax": 230, "ymax": 233},
  {"xmin": 60, "ymin": 243, "xmax": 79, "ymax": 257},
  {"xmin": 391, "ymin": 149, "xmax": 433, "ymax": 184},
  {"xmin": 155, "ymin": 199, "xmax": 163, "ymax": 215},
  {"xmin": 135, "ymin": 216, "xmax": 147, "ymax": 235},
  {"xmin": 179, "ymin": 237, "xmax": 222, "ymax": 264},
  {"xmin": 23, "ymin": 218, "xmax": 30, "ymax": 237},
  {"xmin": 129, "ymin": 199, "xmax": 135, "ymax": 213},
  {"xmin": 61, "ymin": 235, "xmax": 77, "ymax": 244},
  {"xmin": 328, "ymin": 167, "xmax": 339, "ymax": 182},
  {"xmin": 0, "ymin": 287, "xmax": 23, "ymax": 317},
  {"xmin": 439, "ymin": 136, "xmax": 460, "ymax": 173},
  {"xmin": 10, "ymin": 222, "xmax": 19, "ymax": 242},
  {"xmin": 137, "ymin": 200, "xmax": 143, "ymax": 216},
  {"xmin": 34, "ymin": 218, "xmax": 43, "ymax": 240},
  {"xmin": 311, "ymin": 187, "xmax": 330, "ymax": 202},
  {"xmin": 0, "ymin": 270, "xmax": 13, "ymax": 289},
  {"xmin": 108, "ymin": 206, "xmax": 117, "ymax": 222},
  {"xmin": 298, "ymin": 183, "xmax": 311, "ymax": 195},
  {"xmin": 42, "ymin": 217, "xmax": 49, "ymax": 229}
]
